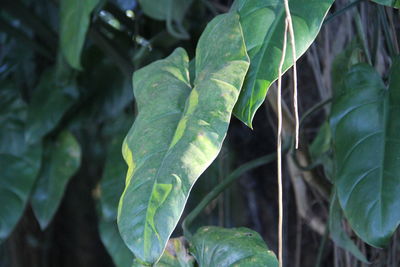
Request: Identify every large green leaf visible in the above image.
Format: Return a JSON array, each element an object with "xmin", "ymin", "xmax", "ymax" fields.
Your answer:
[
  {"xmin": 231, "ymin": 0, "xmax": 334, "ymax": 127},
  {"xmin": 26, "ymin": 70, "xmax": 79, "ymax": 144},
  {"xmin": 329, "ymin": 190, "xmax": 368, "ymax": 263},
  {"xmin": 190, "ymin": 226, "xmax": 278, "ymax": 267},
  {"xmin": 330, "ymin": 59, "xmax": 400, "ymax": 247},
  {"xmin": 60, "ymin": 0, "xmax": 99, "ymax": 69},
  {"xmin": 31, "ymin": 131, "xmax": 81, "ymax": 229},
  {"xmin": 371, "ymin": 0, "xmax": 400, "ymax": 8},
  {"xmin": 118, "ymin": 13, "xmax": 249, "ymax": 265}
]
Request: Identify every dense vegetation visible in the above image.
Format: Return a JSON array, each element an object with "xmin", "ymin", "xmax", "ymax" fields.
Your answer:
[{"xmin": 0, "ymin": 0, "xmax": 399, "ymax": 266}]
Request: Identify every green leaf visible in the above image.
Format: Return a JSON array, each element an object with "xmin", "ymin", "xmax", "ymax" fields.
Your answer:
[
  {"xmin": 100, "ymin": 133, "xmax": 128, "ymax": 222},
  {"xmin": 0, "ymin": 145, "xmax": 42, "ymax": 242},
  {"xmin": 331, "ymin": 41, "xmax": 363, "ymax": 97},
  {"xmin": 60, "ymin": 0, "xmax": 99, "ymax": 69},
  {"xmin": 0, "ymin": 82, "xmax": 42, "ymax": 242},
  {"xmin": 98, "ymin": 127, "xmax": 134, "ymax": 267},
  {"xmin": 118, "ymin": 13, "xmax": 249, "ymax": 265},
  {"xmin": 330, "ymin": 59, "xmax": 400, "ymax": 247},
  {"xmin": 371, "ymin": 0, "xmax": 400, "ymax": 8},
  {"xmin": 99, "ymin": 220, "xmax": 134, "ymax": 267},
  {"xmin": 309, "ymin": 122, "xmax": 334, "ymax": 181},
  {"xmin": 26, "ymin": 70, "xmax": 79, "ymax": 144},
  {"xmin": 31, "ymin": 131, "xmax": 81, "ymax": 229},
  {"xmin": 231, "ymin": 0, "xmax": 334, "ymax": 127},
  {"xmin": 329, "ymin": 190, "xmax": 368, "ymax": 263},
  {"xmin": 138, "ymin": 0, "xmax": 193, "ymax": 39},
  {"xmin": 190, "ymin": 226, "xmax": 278, "ymax": 267},
  {"xmin": 0, "ymin": 81, "xmax": 28, "ymax": 155},
  {"xmin": 310, "ymin": 122, "xmax": 331, "ymax": 159}
]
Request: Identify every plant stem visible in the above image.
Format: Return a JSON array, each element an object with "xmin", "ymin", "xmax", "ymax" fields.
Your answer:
[
  {"xmin": 299, "ymin": 98, "xmax": 332, "ymax": 128},
  {"xmin": 182, "ymin": 148, "xmax": 287, "ymax": 239}
]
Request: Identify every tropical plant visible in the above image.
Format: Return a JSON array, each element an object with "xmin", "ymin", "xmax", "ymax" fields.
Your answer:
[{"xmin": 0, "ymin": 0, "xmax": 399, "ymax": 266}]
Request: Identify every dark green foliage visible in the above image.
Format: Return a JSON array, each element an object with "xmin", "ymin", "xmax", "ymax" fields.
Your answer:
[{"xmin": 1, "ymin": 0, "xmax": 400, "ymax": 266}]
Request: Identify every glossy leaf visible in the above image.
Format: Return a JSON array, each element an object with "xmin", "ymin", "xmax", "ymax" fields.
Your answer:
[
  {"xmin": 330, "ymin": 59, "xmax": 400, "ymax": 247},
  {"xmin": 26, "ymin": 70, "xmax": 79, "ymax": 144},
  {"xmin": 191, "ymin": 226, "xmax": 278, "ymax": 267},
  {"xmin": 231, "ymin": 0, "xmax": 334, "ymax": 127},
  {"xmin": 118, "ymin": 13, "xmax": 249, "ymax": 265},
  {"xmin": 99, "ymin": 220, "xmax": 134, "ymax": 267},
  {"xmin": 60, "ymin": 0, "xmax": 99, "ymax": 69},
  {"xmin": 371, "ymin": 0, "xmax": 400, "ymax": 8},
  {"xmin": 329, "ymin": 190, "xmax": 368, "ymax": 263},
  {"xmin": 31, "ymin": 131, "xmax": 81, "ymax": 229}
]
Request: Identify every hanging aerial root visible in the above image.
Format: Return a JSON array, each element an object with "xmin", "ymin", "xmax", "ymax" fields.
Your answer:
[{"xmin": 277, "ymin": 17, "xmax": 289, "ymax": 267}]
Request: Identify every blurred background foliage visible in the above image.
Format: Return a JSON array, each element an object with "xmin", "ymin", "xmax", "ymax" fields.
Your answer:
[{"xmin": 0, "ymin": 0, "xmax": 399, "ymax": 266}]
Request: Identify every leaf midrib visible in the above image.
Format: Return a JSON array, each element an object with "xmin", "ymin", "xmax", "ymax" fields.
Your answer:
[{"xmin": 242, "ymin": 3, "xmax": 284, "ymax": 123}]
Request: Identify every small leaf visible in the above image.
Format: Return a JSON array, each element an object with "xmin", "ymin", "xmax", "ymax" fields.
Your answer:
[
  {"xmin": 330, "ymin": 58, "xmax": 400, "ymax": 247},
  {"xmin": 60, "ymin": 0, "xmax": 99, "ymax": 69},
  {"xmin": 31, "ymin": 131, "xmax": 81, "ymax": 229},
  {"xmin": 26, "ymin": 70, "xmax": 79, "ymax": 144},
  {"xmin": 118, "ymin": 13, "xmax": 249, "ymax": 265},
  {"xmin": 190, "ymin": 226, "xmax": 278, "ymax": 267},
  {"xmin": 310, "ymin": 122, "xmax": 331, "ymax": 159},
  {"xmin": 231, "ymin": 0, "xmax": 334, "ymax": 127}
]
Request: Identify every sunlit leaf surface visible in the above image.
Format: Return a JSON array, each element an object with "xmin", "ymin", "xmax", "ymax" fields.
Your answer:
[{"xmin": 118, "ymin": 13, "xmax": 249, "ymax": 265}]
